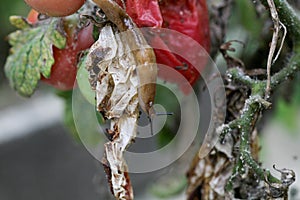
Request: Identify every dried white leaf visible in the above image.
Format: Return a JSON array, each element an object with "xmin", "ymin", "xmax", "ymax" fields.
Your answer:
[{"xmin": 86, "ymin": 25, "xmax": 140, "ymax": 200}]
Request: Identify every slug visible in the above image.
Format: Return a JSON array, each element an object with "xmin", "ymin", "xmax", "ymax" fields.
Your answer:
[{"xmin": 92, "ymin": 0, "xmax": 157, "ymax": 117}]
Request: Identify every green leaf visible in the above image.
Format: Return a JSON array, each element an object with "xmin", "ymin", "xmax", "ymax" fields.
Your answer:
[
  {"xmin": 56, "ymin": 90, "xmax": 81, "ymax": 142},
  {"xmin": 77, "ymin": 53, "xmax": 96, "ymax": 105},
  {"xmin": 4, "ymin": 17, "xmax": 66, "ymax": 96},
  {"xmin": 292, "ymin": 76, "xmax": 300, "ymax": 104},
  {"xmin": 9, "ymin": 16, "xmax": 30, "ymax": 29},
  {"xmin": 56, "ymin": 89, "xmax": 104, "ymax": 144},
  {"xmin": 274, "ymin": 98, "xmax": 299, "ymax": 133},
  {"xmin": 153, "ymin": 80, "xmax": 182, "ymax": 147},
  {"xmin": 157, "ymin": 125, "xmax": 175, "ymax": 148},
  {"xmin": 235, "ymin": 1, "xmax": 263, "ymax": 38},
  {"xmin": 274, "ymin": 77, "xmax": 300, "ymax": 133},
  {"xmin": 150, "ymin": 175, "xmax": 187, "ymax": 198}
]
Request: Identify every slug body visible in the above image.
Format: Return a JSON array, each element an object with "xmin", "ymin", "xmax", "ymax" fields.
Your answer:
[{"xmin": 93, "ymin": 0, "xmax": 157, "ymax": 116}]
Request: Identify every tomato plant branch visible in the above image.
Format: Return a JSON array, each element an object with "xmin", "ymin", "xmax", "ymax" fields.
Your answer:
[
  {"xmin": 218, "ymin": 118, "xmax": 241, "ymax": 142},
  {"xmin": 265, "ymin": 0, "xmax": 282, "ymax": 95},
  {"xmin": 188, "ymin": 0, "xmax": 300, "ymax": 197},
  {"xmin": 220, "ymin": 91, "xmax": 279, "ymax": 184},
  {"xmin": 260, "ymin": 0, "xmax": 300, "ymax": 43},
  {"xmin": 269, "ymin": 48, "xmax": 300, "ymax": 89},
  {"xmin": 222, "ymin": 44, "xmax": 300, "ymax": 195},
  {"xmin": 220, "ymin": 1, "xmax": 300, "ymax": 187},
  {"xmin": 226, "ymin": 68, "xmax": 256, "ymax": 88}
]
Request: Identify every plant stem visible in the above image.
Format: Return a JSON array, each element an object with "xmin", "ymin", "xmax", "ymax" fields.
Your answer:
[
  {"xmin": 270, "ymin": 48, "xmax": 300, "ymax": 89},
  {"xmin": 260, "ymin": 0, "xmax": 300, "ymax": 43},
  {"xmin": 223, "ymin": 41, "xmax": 300, "ymax": 185}
]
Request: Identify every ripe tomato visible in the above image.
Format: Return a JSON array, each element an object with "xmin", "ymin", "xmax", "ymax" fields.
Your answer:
[
  {"xmin": 123, "ymin": 0, "xmax": 163, "ymax": 27},
  {"xmin": 119, "ymin": 0, "xmax": 210, "ymax": 93},
  {"xmin": 156, "ymin": 0, "xmax": 210, "ymax": 93},
  {"xmin": 27, "ymin": 9, "xmax": 95, "ymax": 90},
  {"xmin": 24, "ymin": 0, "xmax": 85, "ymax": 17}
]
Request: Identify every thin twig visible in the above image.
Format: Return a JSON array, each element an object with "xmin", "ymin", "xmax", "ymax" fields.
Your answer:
[
  {"xmin": 265, "ymin": 0, "xmax": 283, "ymax": 97},
  {"xmin": 273, "ymin": 21, "xmax": 287, "ymax": 64}
]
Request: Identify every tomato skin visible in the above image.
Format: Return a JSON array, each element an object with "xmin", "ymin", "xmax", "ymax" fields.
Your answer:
[
  {"xmin": 122, "ymin": 0, "xmax": 210, "ymax": 93},
  {"xmin": 125, "ymin": 0, "xmax": 163, "ymax": 27},
  {"xmin": 24, "ymin": 0, "xmax": 85, "ymax": 17},
  {"xmin": 156, "ymin": 0, "xmax": 210, "ymax": 93},
  {"xmin": 41, "ymin": 42, "xmax": 78, "ymax": 90},
  {"xmin": 159, "ymin": 0, "xmax": 210, "ymax": 52}
]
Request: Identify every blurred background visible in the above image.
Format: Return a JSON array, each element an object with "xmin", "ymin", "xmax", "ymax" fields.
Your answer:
[{"xmin": 1, "ymin": 0, "xmax": 300, "ymax": 200}]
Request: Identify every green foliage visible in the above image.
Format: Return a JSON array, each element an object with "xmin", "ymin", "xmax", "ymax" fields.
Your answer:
[
  {"xmin": 234, "ymin": 1, "xmax": 263, "ymax": 38},
  {"xmin": 226, "ymin": 0, "xmax": 266, "ymax": 67},
  {"xmin": 157, "ymin": 125, "xmax": 174, "ymax": 147},
  {"xmin": 56, "ymin": 89, "xmax": 104, "ymax": 144},
  {"xmin": 274, "ymin": 99, "xmax": 298, "ymax": 131},
  {"xmin": 154, "ymin": 81, "xmax": 181, "ymax": 147},
  {"xmin": 56, "ymin": 90, "xmax": 81, "ymax": 142},
  {"xmin": 0, "ymin": 0, "xmax": 28, "ymax": 33},
  {"xmin": 293, "ymin": 77, "xmax": 300, "ymax": 104},
  {"xmin": 150, "ymin": 175, "xmax": 187, "ymax": 198},
  {"xmin": 274, "ymin": 78, "xmax": 300, "ymax": 133},
  {"xmin": 77, "ymin": 53, "xmax": 96, "ymax": 105},
  {"xmin": 4, "ymin": 17, "xmax": 66, "ymax": 96}
]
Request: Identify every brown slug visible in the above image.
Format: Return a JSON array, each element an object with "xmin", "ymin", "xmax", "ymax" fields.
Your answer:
[{"xmin": 92, "ymin": 0, "xmax": 157, "ymax": 117}]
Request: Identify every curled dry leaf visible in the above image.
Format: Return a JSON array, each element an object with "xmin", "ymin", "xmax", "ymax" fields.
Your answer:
[
  {"xmin": 187, "ymin": 136, "xmax": 234, "ymax": 199},
  {"xmin": 86, "ymin": 25, "xmax": 139, "ymax": 200},
  {"xmin": 85, "ymin": 0, "xmax": 159, "ymax": 198},
  {"xmin": 86, "ymin": 2, "xmax": 157, "ymax": 198},
  {"xmin": 87, "ymin": 1, "xmax": 158, "ymax": 199}
]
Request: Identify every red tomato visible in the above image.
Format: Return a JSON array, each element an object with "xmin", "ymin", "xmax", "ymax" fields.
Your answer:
[
  {"xmin": 157, "ymin": 0, "xmax": 210, "ymax": 93},
  {"xmin": 27, "ymin": 10, "xmax": 95, "ymax": 90},
  {"xmin": 121, "ymin": 0, "xmax": 210, "ymax": 93},
  {"xmin": 24, "ymin": 0, "xmax": 85, "ymax": 17},
  {"xmin": 125, "ymin": 0, "xmax": 163, "ymax": 27}
]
